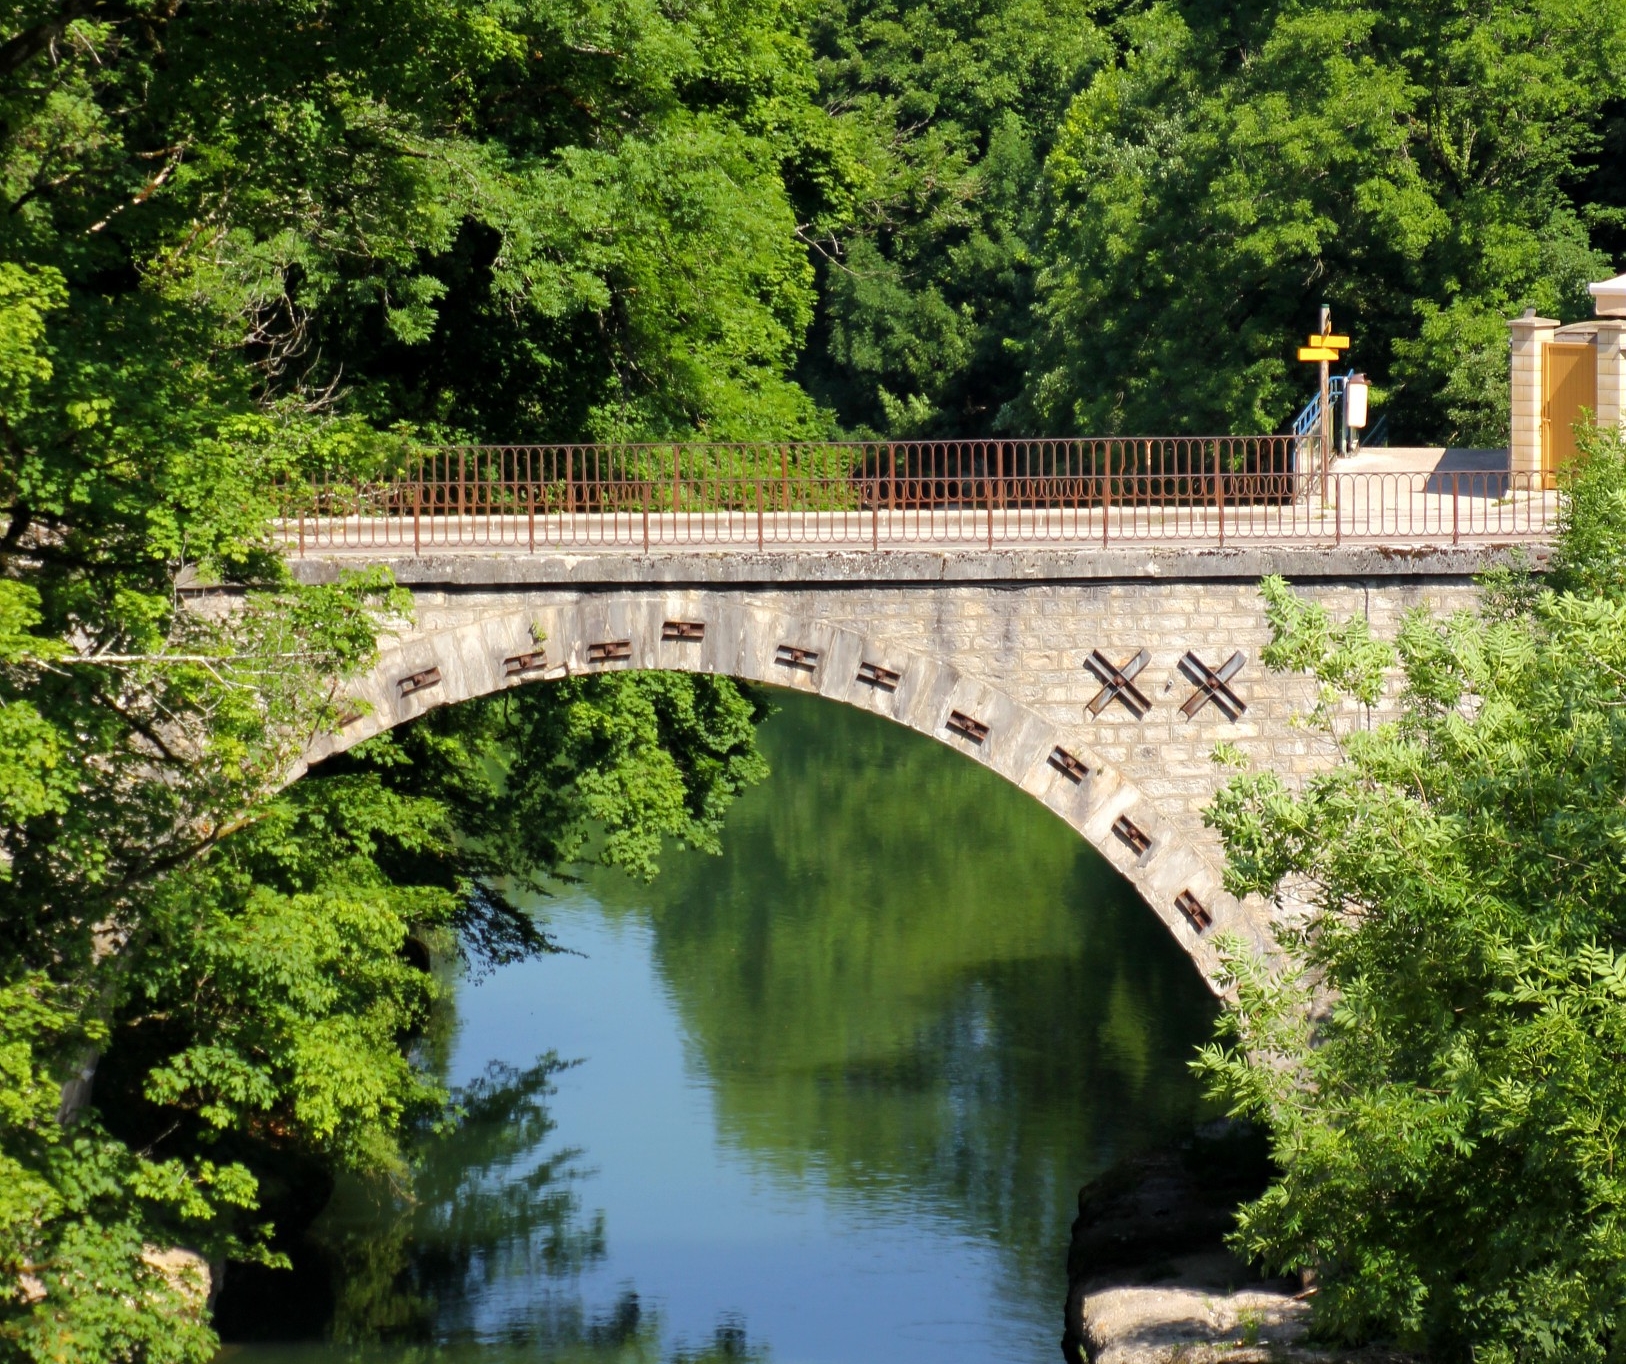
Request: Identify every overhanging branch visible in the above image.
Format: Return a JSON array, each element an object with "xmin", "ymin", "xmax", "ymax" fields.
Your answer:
[{"xmin": 0, "ymin": 0, "xmax": 108, "ymax": 80}]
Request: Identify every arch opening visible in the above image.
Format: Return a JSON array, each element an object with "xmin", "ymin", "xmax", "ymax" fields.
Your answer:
[
  {"xmin": 296, "ymin": 594, "xmax": 1272, "ymax": 989},
  {"xmin": 224, "ymin": 680, "xmax": 1224, "ymax": 1361}
]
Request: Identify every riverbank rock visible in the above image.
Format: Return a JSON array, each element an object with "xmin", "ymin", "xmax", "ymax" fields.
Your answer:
[
  {"xmin": 14, "ymin": 1245, "xmax": 212, "ymax": 1324},
  {"xmin": 141, "ymin": 1244, "xmax": 213, "ymax": 1309},
  {"xmin": 1079, "ymin": 1252, "xmax": 1414, "ymax": 1362},
  {"xmin": 1062, "ymin": 1123, "xmax": 1418, "ymax": 1363},
  {"xmin": 1082, "ymin": 1264, "xmax": 1307, "ymax": 1362}
]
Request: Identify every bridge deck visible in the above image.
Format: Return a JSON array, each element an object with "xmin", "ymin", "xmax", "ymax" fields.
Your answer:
[
  {"xmin": 279, "ymin": 447, "xmax": 1554, "ymax": 559},
  {"xmin": 281, "ymin": 494, "xmax": 1554, "ymax": 557}
]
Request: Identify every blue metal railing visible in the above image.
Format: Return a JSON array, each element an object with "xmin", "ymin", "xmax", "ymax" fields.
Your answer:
[
  {"xmin": 1292, "ymin": 370, "xmax": 1392, "ymax": 451},
  {"xmin": 1291, "ymin": 369, "xmax": 1388, "ymax": 485},
  {"xmin": 1291, "ymin": 370, "xmax": 1352, "ymax": 443}
]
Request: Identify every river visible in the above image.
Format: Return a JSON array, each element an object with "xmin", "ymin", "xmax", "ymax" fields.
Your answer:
[{"xmin": 218, "ymin": 685, "xmax": 1217, "ymax": 1363}]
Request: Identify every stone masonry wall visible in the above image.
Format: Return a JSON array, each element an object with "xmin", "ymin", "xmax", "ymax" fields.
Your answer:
[
  {"xmin": 801, "ymin": 577, "xmax": 1479, "ymax": 824},
  {"xmin": 318, "ymin": 568, "xmax": 1483, "ymax": 988}
]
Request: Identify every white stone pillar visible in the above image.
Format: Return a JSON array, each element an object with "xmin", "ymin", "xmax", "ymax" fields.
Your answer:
[
  {"xmin": 1509, "ymin": 310, "xmax": 1558, "ymax": 477},
  {"xmin": 1595, "ymin": 322, "xmax": 1625, "ymax": 433},
  {"xmin": 1589, "ymin": 274, "xmax": 1626, "ymax": 439}
]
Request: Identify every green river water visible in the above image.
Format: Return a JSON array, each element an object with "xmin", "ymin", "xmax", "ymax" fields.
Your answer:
[{"xmin": 219, "ymin": 686, "xmax": 1218, "ymax": 1364}]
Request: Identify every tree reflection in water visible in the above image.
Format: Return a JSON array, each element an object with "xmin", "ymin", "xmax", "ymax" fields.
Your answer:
[
  {"xmin": 228, "ymin": 685, "xmax": 1213, "ymax": 1363},
  {"xmin": 302, "ymin": 1057, "xmax": 766, "ymax": 1362},
  {"xmin": 589, "ymin": 687, "xmax": 1217, "ymax": 1319}
]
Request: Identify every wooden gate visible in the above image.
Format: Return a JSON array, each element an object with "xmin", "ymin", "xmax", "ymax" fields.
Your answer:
[{"xmin": 1543, "ymin": 342, "xmax": 1597, "ymax": 479}]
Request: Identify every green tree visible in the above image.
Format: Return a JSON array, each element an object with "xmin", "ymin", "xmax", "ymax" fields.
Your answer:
[
  {"xmin": 1024, "ymin": 0, "xmax": 1626, "ymax": 442},
  {"xmin": 2, "ymin": 0, "xmax": 845, "ymax": 449},
  {"xmin": 1197, "ymin": 429, "xmax": 1626, "ymax": 1359},
  {"xmin": 3, "ymin": 2, "xmax": 793, "ymax": 1350},
  {"xmin": 798, "ymin": 0, "xmax": 1104, "ymax": 436},
  {"xmin": 3, "ymin": 667, "xmax": 768, "ymax": 1360}
]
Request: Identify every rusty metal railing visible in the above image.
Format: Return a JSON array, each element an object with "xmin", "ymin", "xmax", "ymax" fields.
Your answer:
[{"xmin": 273, "ymin": 439, "xmax": 1557, "ymax": 554}]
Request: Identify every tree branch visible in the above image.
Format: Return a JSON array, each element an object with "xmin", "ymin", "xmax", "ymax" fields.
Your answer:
[{"xmin": 0, "ymin": 0, "xmax": 107, "ymax": 80}]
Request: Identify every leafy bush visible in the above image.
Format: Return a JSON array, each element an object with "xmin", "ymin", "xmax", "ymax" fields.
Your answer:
[{"xmin": 1199, "ymin": 430, "xmax": 1626, "ymax": 1360}]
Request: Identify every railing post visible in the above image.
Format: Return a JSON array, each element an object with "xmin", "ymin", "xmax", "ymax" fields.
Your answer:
[
  {"xmin": 643, "ymin": 481, "xmax": 650, "ymax": 553},
  {"xmin": 781, "ymin": 446, "xmax": 790, "ymax": 513},
  {"xmin": 872, "ymin": 463, "xmax": 880, "ymax": 552},
  {"xmin": 1215, "ymin": 445, "xmax": 1225, "ymax": 548},
  {"xmin": 1452, "ymin": 473, "xmax": 1460, "ymax": 545},
  {"xmin": 1101, "ymin": 449, "xmax": 1111, "ymax": 547},
  {"xmin": 526, "ymin": 459, "xmax": 535, "ymax": 553},
  {"xmin": 987, "ymin": 447, "xmax": 995, "ymax": 549},
  {"xmin": 756, "ymin": 478, "xmax": 764, "ymax": 551},
  {"xmin": 1334, "ymin": 473, "xmax": 1341, "ymax": 546},
  {"xmin": 298, "ymin": 503, "xmax": 306, "ymax": 557},
  {"xmin": 673, "ymin": 445, "xmax": 681, "ymax": 517},
  {"xmin": 413, "ymin": 463, "xmax": 421, "ymax": 556}
]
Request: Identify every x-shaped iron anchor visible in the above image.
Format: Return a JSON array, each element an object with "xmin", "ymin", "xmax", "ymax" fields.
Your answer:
[
  {"xmin": 1085, "ymin": 648, "xmax": 1152, "ymax": 718},
  {"xmin": 1178, "ymin": 650, "xmax": 1247, "ymax": 720}
]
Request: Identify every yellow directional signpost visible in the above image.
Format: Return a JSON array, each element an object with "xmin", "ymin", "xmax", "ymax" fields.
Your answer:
[
  {"xmin": 1297, "ymin": 336, "xmax": 1348, "ymax": 362},
  {"xmin": 1299, "ymin": 306, "xmax": 1350, "ymax": 500}
]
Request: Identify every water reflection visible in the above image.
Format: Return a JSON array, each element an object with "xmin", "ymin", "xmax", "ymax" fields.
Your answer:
[
  {"xmin": 593, "ymin": 686, "xmax": 1218, "ymax": 1326},
  {"xmin": 321, "ymin": 1057, "xmax": 604, "ymax": 1343},
  {"xmin": 221, "ymin": 686, "xmax": 1216, "ymax": 1363}
]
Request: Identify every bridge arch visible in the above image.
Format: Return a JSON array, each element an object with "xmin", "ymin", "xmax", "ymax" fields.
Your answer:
[{"xmin": 295, "ymin": 590, "xmax": 1274, "ymax": 990}]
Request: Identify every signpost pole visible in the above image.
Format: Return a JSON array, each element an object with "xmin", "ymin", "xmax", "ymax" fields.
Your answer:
[
  {"xmin": 1297, "ymin": 313, "xmax": 1349, "ymax": 511},
  {"xmin": 1319, "ymin": 304, "xmax": 1331, "ymax": 505}
]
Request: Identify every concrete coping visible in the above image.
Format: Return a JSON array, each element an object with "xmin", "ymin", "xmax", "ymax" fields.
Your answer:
[
  {"xmin": 1591, "ymin": 272, "xmax": 1626, "ymax": 317},
  {"xmin": 281, "ymin": 542, "xmax": 1546, "ymax": 591},
  {"xmin": 1555, "ymin": 319, "xmax": 1626, "ymax": 346}
]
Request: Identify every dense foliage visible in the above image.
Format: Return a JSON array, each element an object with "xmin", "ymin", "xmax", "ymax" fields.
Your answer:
[
  {"xmin": 795, "ymin": 0, "xmax": 1103, "ymax": 436},
  {"xmin": 1025, "ymin": 0, "xmax": 1626, "ymax": 441},
  {"xmin": 1199, "ymin": 431, "xmax": 1626, "ymax": 1360},
  {"xmin": 4, "ymin": 0, "xmax": 1626, "ymax": 1354},
  {"xmin": 1, "ymin": 1, "xmax": 777, "ymax": 1353},
  {"xmin": 7, "ymin": 0, "xmax": 1618, "ymax": 456},
  {"xmin": 1, "ymin": 0, "xmax": 850, "ymax": 446},
  {"xmin": 810, "ymin": 0, "xmax": 1626, "ymax": 441}
]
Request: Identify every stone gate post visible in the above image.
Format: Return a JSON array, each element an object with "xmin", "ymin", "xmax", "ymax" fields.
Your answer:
[
  {"xmin": 1590, "ymin": 274, "xmax": 1626, "ymax": 433},
  {"xmin": 1509, "ymin": 308, "xmax": 1558, "ymax": 477}
]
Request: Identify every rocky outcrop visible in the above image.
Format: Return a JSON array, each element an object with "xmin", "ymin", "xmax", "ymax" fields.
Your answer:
[
  {"xmin": 1078, "ymin": 1252, "xmax": 1415, "ymax": 1363},
  {"xmin": 15, "ymin": 1245, "xmax": 212, "ymax": 1322},
  {"xmin": 1082, "ymin": 1260, "xmax": 1310, "ymax": 1362},
  {"xmin": 1062, "ymin": 1124, "xmax": 1418, "ymax": 1363},
  {"xmin": 140, "ymin": 1244, "xmax": 213, "ymax": 1309}
]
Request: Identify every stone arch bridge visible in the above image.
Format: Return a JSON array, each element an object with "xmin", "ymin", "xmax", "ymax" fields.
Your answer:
[{"xmin": 274, "ymin": 539, "xmax": 1510, "ymax": 989}]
